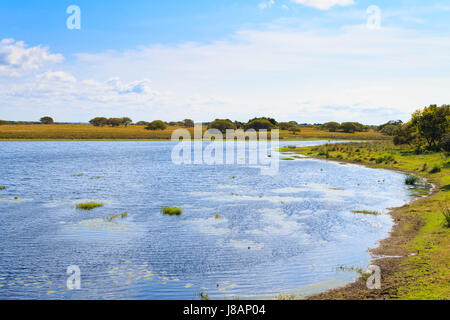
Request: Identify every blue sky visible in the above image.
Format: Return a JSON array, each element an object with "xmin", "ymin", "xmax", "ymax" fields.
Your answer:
[{"xmin": 1, "ymin": 0, "xmax": 450, "ymax": 123}]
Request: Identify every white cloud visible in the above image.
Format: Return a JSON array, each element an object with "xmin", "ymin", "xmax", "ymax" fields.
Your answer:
[
  {"xmin": 1, "ymin": 24, "xmax": 450, "ymax": 123},
  {"xmin": 291, "ymin": 0, "xmax": 355, "ymax": 10},
  {"xmin": 37, "ymin": 71, "xmax": 76, "ymax": 83},
  {"xmin": 0, "ymin": 39, "xmax": 63, "ymax": 76},
  {"xmin": 259, "ymin": 0, "xmax": 275, "ymax": 10}
]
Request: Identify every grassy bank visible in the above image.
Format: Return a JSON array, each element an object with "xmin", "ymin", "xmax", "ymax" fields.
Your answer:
[
  {"xmin": 0, "ymin": 124, "xmax": 387, "ymax": 141},
  {"xmin": 280, "ymin": 141, "xmax": 449, "ymax": 300}
]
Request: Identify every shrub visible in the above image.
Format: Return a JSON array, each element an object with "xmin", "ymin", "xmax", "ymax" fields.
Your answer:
[
  {"xmin": 146, "ymin": 120, "xmax": 167, "ymax": 130},
  {"xmin": 76, "ymin": 202, "xmax": 104, "ymax": 210},
  {"xmin": 441, "ymin": 205, "xmax": 450, "ymax": 228},
  {"xmin": 161, "ymin": 207, "xmax": 182, "ymax": 216},
  {"xmin": 405, "ymin": 175, "xmax": 418, "ymax": 185},
  {"xmin": 429, "ymin": 165, "xmax": 441, "ymax": 174}
]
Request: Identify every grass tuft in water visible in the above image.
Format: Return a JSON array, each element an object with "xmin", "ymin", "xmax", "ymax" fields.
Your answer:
[
  {"xmin": 215, "ymin": 213, "xmax": 222, "ymax": 219},
  {"xmin": 76, "ymin": 202, "xmax": 103, "ymax": 210},
  {"xmin": 0, "ymin": 186, "xmax": 6, "ymax": 190},
  {"xmin": 161, "ymin": 207, "xmax": 183, "ymax": 216},
  {"xmin": 200, "ymin": 291, "xmax": 209, "ymax": 300},
  {"xmin": 351, "ymin": 210, "xmax": 380, "ymax": 215},
  {"xmin": 405, "ymin": 175, "xmax": 419, "ymax": 185}
]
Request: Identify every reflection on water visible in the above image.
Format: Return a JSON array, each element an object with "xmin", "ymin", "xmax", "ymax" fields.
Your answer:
[{"xmin": 0, "ymin": 141, "xmax": 414, "ymax": 299}]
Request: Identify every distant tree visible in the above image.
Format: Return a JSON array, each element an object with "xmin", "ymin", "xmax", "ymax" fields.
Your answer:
[
  {"xmin": 168, "ymin": 121, "xmax": 179, "ymax": 126},
  {"xmin": 89, "ymin": 117, "xmax": 108, "ymax": 127},
  {"xmin": 0, "ymin": 120, "xmax": 10, "ymax": 125},
  {"xmin": 288, "ymin": 125, "xmax": 301, "ymax": 135},
  {"xmin": 322, "ymin": 122, "xmax": 340, "ymax": 132},
  {"xmin": 247, "ymin": 117, "xmax": 278, "ymax": 126},
  {"xmin": 40, "ymin": 116, "xmax": 54, "ymax": 124},
  {"xmin": 339, "ymin": 122, "xmax": 358, "ymax": 133},
  {"xmin": 107, "ymin": 118, "xmax": 124, "ymax": 127},
  {"xmin": 278, "ymin": 122, "xmax": 291, "ymax": 130},
  {"xmin": 411, "ymin": 104, "xmax": 450, "ymax": 148},
  {"xmin": 136, "ymin": 121, "xmax": 150, "ymax": 126},
  {"xmin": 146, "ymin": 120, "xmax": 167, "ymax": 130},
  {"xmin": 380, "ymin": 124, "xmax": 399, "ymax": 136},
  {"xmin": 122, "ymin": 117, "xmax": 133, "ymax": 127},
  {"xmin": 183, "ymin": 119, "xmax": 195, "ymax": 128},
  {"xmin": 378, "ymin": 120, "xmax": 403, "ymax": 131},
  {"xmin": 207, "ymin": 119, "xmax": 237, "ymax": 133},
  {"xmin": 244, "ymin": 119, "xmax": 275, "ymax": 131},
  {"xmin": 234, "ymin": 121, "xmax": 245, "ymax": 129}
]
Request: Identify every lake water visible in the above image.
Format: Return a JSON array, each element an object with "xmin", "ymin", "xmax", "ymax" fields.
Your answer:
[{"xmin": 0, "ymin": 141, "xmax": 414, "ymax": 299}]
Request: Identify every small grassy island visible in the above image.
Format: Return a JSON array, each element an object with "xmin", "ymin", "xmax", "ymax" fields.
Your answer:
[
  {"xmin": 161, "ymin": 207, "xmax": 183, "ymax": 216},
  {"xmin": 76, "ymin": 202, "xmax": 104, "ymax": 211}
]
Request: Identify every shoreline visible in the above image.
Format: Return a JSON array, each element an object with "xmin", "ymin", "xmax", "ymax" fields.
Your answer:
[{"xmin": 299, "ymin": 153, "xmax": 441, "ymax": 299}]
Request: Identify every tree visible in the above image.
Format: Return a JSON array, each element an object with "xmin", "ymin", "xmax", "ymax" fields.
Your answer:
[
  {"xmin": 411, "ymin": 104, "xmax": 450, "ymax": 148},
  {"xmin": 40, "ymin": 116, "xmax": 54, "ymax": 124},
  {"xmin": 122, "ymin": 117, "xmax": 133, "ymax": 127},
  {"xmin": 288, "ymin": 125, "xmax": 301, "ymax": 135},
  {"xmin": 89, "ymin": 117, "xmax": 108, "ymax": 127},
  {"xmin": 393, "ymin": 122, "xmax": 415, "ymax": 145},
  {"xmin": 244, "ymin": 119, "xmax": 274, "ymax": 131},
  {"xmin": 322, "ymin": 122, "xmax": 340, "ymax": 132},
  {"xmin": 183, "ymin": 119, "xmax": 194, "ymax": 128},
  {"xmin": 0, "ymin": 120, "xmax": 10, "ymax": 125},
  {"xmin": 247, "ymin": 117, "xmax": 278, "ymax": 126},
  {"xmin": 146, "ymin": 120, "xmax": 167, "ymax": 130},
  {"xmin": 340, "ymin": 122, "xmax": 358, "ymax": 133},
  {"xmin": 278, "ymin": 122, "xmax": 291, "ymax": 130},
  {"xmin": 136, "ymin": 121, "xmax": 150, "ymax": 126},
  {"xmin": 207, "ymin": 119, "xmax": 237, "ymax": 133},
  {"xmin": 380, "ymin": 124, "xmax": 399, "ymax": 136},
  {"xmin": 107, "ymin": 118, "xmax": 124, "ymax": 127},
  {"xmin": 441, "ymin": 132, "xmax": 450, "ymax": 152}
]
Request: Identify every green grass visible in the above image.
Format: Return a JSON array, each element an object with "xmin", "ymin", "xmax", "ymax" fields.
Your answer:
[
  {"xmin": 0, "ymin": 186, "xmax": 6, "ymax": 190},
  {"xmin": 441, "ymin": 205, "xmax": 450, "ymax": 228},
  {"xmin": 161, "ymin": 207, "xmax": 183, "ymax": 216},
  {"xmin": 76, "ymin": 202, "xmax": 104, "ymax": 210}
]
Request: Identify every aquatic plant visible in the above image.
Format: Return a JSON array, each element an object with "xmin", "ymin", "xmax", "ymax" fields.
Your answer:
[
  {"xmin": 76, "ymin": 202, "xmax": 104, "ymax": 210},
  {"xmin": 405, "ymin": 175, "xmax": 419, "ymax": 185},
  {"xmin": 161, "ymin": 207, "xmax": 182, "ymax": 216},
  {"xmin": 106, "ymin": 212, "xmax": 129, "ymax": 222},
  {"xmin": 200, "ymin": 291, "xmax": 209, "ymax": 300},
  {"xmin": 71, "ymin": 173, "xmax": 84, "ymax": 177},
  {"xmin": 0, "ymin": 186, "xmax": 6, "ymax": 190},
  {"xmin": 351, "ymin": 210, "xmax": 380, "ymax": 215},
  {"xmin": 281, "ymin": 157, "xmax": 294, "ymax": 161},
  {"xmin": 214, "ymin": 213, "xmax": 222, "ymax": 219}
]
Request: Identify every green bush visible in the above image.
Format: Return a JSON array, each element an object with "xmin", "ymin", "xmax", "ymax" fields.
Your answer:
[
  {"xmin": 429, "ymin": 165, "xmax": 441, "ymax": 174},
  {"xmin": 207, "ymin": 119, "xmax": 236, "ymax": 133}
]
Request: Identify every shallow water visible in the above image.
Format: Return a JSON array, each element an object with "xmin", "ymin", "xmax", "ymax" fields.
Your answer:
[{"xmin": 0, "ymin": 141, "xmax": 414, "ymax": 299}]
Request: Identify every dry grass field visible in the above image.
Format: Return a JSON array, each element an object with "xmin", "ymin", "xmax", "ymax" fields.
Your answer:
[{"xmin": 0, "ymin": 124, "xmax": 388, "ymax": 140}]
